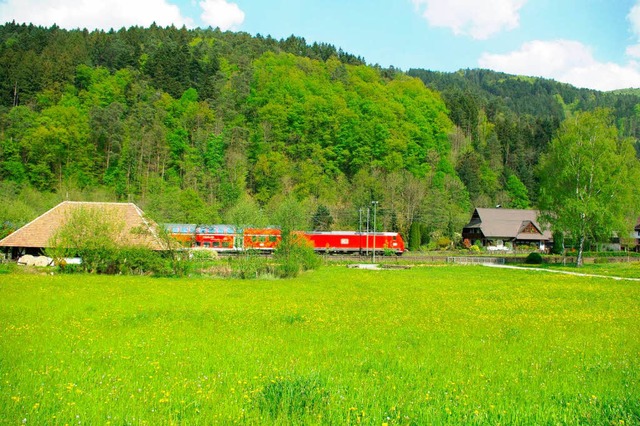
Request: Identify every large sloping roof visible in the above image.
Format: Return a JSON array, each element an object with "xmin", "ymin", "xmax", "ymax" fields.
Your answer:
[
  {"xmin": 0, "ymin": 201, "xmax": 165, "ymax": 250},
  {"xmin": 466, "ymin": 208, "xmax": 552, "ymax": 241}
]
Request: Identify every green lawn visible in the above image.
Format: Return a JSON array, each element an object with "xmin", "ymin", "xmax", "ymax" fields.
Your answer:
[{"xmin": 1, "ymin": 266, "xmax": 639, "ymax": 425}]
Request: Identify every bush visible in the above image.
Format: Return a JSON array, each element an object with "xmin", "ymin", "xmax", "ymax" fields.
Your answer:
[
  {"xmin": 232, "ymin": 252, "xmax": 274, "ymax": 279},
  {"xmin": 525, "ymin": 252, "xmax": 543, "ymax": 264},
  {"xmin": 274, "ymin": 233, "xmax": 321, "ymax": 278},
  {"xmin": 119, "ymin": 248, "xmax": 170, "ymax": 275},
  {"xmin": 436, "ymin": 237, "xmax": 452, "ymax": 250},
  {"xmin": 0, "ymin": 263, "xmax": 11, "ymax": 274}
]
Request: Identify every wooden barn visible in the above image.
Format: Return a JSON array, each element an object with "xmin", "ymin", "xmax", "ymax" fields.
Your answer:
[
  {"xmin": 462, "ymin": 208, "xmax": 553, "ymax": 251},
  {"xmin": 0, "ymin": 201, "xmax": 164, "ymax": 259}
]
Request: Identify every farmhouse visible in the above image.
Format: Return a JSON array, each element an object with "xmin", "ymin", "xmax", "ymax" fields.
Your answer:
[
  {"xmin": 462, "ymin": 208, "xmax": 552, "ymax": 251},
  {"xmin": 0, "ymin": 201, "xmax": 164, "ymax": 259}
]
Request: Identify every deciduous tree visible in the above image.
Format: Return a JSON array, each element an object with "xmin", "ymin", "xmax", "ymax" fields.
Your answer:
[{"xmin": 538, "ymin": 109, "xmax": 640, "ymax": 266}]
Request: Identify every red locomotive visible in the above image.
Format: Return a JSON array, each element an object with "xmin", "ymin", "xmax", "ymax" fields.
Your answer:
[
  {"xmin": 164, "ymin": 224, "xmax": 405, "ymax": 255},
  {"xmin": 302, "ymin": 231, "xmax": 404, "ymax": 254}
]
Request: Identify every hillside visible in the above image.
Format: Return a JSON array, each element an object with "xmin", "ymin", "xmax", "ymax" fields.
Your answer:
[
  {"xmin": 408, "ymin": 68, "xmax": 640, "ymax": 208},
  {"xmin": 0, "ymin": 23, "xmax": 638, "ymax": 244}
]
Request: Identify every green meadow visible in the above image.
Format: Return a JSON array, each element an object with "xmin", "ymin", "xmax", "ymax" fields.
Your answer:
[{"xmin": 1, "ymin": 265, "xmax": 639, "ymax": 425}]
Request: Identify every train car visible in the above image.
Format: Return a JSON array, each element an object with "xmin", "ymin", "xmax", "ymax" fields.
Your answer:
[
  {"xmin": 164, "ymin": 223, "xmax": 197, "ymax": 247},
  {"xmin": 243, "ymin": 227, "xmax": 281, "ymax": 252},
  {"xmin": 195, "ymin": 224, "xmax": 239, "ymax": 251},
  {"xmin": 304, "ymin": 231, "xmax": 405, "ymax": 255}
]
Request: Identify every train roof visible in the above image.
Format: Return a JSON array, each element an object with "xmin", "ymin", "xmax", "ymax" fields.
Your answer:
[{"xmin": 307, "ymin": 231, "xmax": 400, "ymax": 236}]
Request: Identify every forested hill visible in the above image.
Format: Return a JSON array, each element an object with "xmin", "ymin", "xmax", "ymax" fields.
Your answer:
[
  {"xmin": 408, "ymin": 68, "xmax": 640, "ymax": 210},
  {"xmin": 0, "ymin": 23, "xmax": 638, "ymax": 246}
]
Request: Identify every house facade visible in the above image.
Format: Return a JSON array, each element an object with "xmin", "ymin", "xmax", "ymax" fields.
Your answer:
[{"xmin": 462, "ymin": 208, "xmax": 552, "ymax": 251}]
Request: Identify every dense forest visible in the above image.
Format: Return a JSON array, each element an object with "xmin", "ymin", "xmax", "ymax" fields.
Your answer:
[{"xmin": 1, "ymin": 22, "xmax": 639, "ymax": 247}]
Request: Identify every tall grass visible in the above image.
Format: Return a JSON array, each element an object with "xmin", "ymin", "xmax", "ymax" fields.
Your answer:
[{"xmin": 1, "ymin": 266, "xmax": 639, "ymax": 424}]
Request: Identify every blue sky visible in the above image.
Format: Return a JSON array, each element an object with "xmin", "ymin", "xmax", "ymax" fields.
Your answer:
[{"xmin": 2, "ymin": 0, "xmax": 640, "ymax": 90}]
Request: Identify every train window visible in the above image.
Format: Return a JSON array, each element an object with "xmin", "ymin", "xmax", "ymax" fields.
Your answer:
[
  {"xmin": 172, "ymin": 227, "xmax": 179, "ymax": 233},
  {"xmin": 213, "ymin": 242, "xmax": 220, "ymax": 248},
  {"xmin": 204, "ymin": 242, "xmax": 210, "ymax": 248},
  {"xmin": 222, "ymin": 241, "xmax": 230, "ymax": 248},
  {"xmin": 269, "ymin": 236, "xmax": 277, "ymax": 243}
]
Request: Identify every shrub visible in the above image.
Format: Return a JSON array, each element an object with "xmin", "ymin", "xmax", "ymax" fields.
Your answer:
[
  {"xmin": 232, "ymin": 252, "xmax": 274, "ymax": 279},
  {"xmin": 119, "ymin": 248, "xmax": 169, "ymax": 275},
  {"xmin": 525, "ymin": 252, "xmax": 543, "ymax": 264},
  {"xmin": 436, "ymin": 237, "xmax": 452, "ymax": 250},
  {"xmin": 274, "ymin": 233, "xmax": 321, "ymax": 278},
  {"xmin": 0, "ymin": 263, "xmax": 11, "ymax": 274}
]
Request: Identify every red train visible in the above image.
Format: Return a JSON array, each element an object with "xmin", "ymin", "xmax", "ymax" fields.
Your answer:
[
  {"xmin": 164, "ymin": 224, "xmax": 405, "ymax": 255},
  {"xmin": 302, "ymin": 231, "xmax": 404, "ymax": 254}
]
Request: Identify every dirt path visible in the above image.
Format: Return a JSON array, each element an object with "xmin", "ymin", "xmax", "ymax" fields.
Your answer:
[{"xmin": 483, "ymin": 263, "xmax": 640, "ymax": 282}]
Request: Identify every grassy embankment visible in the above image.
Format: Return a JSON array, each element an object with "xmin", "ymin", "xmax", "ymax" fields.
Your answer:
[{"xmin": 1, "ymin": 265, "xmax": 639, "ymax": 424}]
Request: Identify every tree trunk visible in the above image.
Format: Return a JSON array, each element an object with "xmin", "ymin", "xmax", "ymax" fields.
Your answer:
[{"xmin": 576, "ymin": 235, "xmax": 585, "ymax": 267}]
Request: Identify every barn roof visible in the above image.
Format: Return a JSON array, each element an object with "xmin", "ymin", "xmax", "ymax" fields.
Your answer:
[
  {"xmin": 464, "ymin": 208, "xmax": 552, "ymax": 241},
  {"xmin": 0, "ymin": 201, "xmax": 165, "ymax": 250}
]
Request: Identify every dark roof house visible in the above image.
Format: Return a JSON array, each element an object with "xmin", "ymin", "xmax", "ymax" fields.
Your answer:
[
  {"xmin": 462, "ymin": 208, "xmax": 552, "ymax": 249},
  {"xmin": 0, "ymin": 201, "xmax": 165, "ymax": 258}
]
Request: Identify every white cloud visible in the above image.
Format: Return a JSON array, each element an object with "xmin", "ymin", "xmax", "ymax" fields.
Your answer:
[
  {"xmin": 626, "ymin": 44, "xmax": 640, "ymax": 58},
  {"xmin": 479, "ymin": 40, "xmax": 640, "ymax": 91},
  {"xmin": 627, "ymin": 2, "xmax": 640, "ymax": 58},
  {"xmin": 0, "ymin": 0, "xmax": 193, "ymax": 30},
  {"xmin": 411, "ymin": 0, "xmax": 526, "ymax": 40},
  {"xmin": 628, "ymin": 2, "xmax": 640, "ymax": 36},
  {"xmin": 199, "ymin": 0, "xmax": 245, "ymax": 31}
]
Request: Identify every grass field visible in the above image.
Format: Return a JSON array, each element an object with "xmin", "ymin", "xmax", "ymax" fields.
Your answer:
[{"xmin": 1, "ymin": 265, "xmax": 639, "ymax": 425}]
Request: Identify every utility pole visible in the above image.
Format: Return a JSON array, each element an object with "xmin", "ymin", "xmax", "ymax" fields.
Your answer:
[
  {"xmin": 366, "ymin": 207, "xmax": 370, "ymax": 256},
  {"xmin": 372, "ymin": 201, "xmax": 378, "ymax": 263},
  {"xmin": 359, "ymin": 208, "xmax": 363, "ymax": 254}
]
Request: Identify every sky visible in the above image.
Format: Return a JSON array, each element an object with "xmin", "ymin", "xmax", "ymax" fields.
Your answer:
[{"xmin": 1, "ymin": 0, "xmax": 640, "ymax": 91}]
